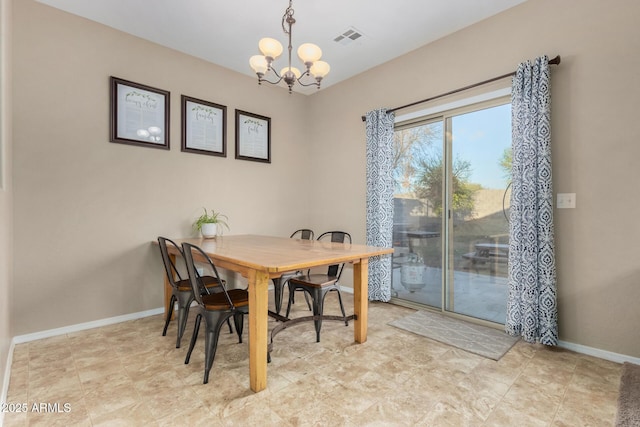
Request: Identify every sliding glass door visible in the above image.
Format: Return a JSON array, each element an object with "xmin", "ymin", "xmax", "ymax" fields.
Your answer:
[
  {"xmin": 391, "ymin": 99, "xmax": 511, "ymax": 325},
  {"xmin": 445, "ymin": 103, "xmax": 511, "ymax": 323}
]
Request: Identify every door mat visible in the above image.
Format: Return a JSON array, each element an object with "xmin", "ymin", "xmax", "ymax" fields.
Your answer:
[
  {"xmin": 388, "ymin": 310, "xmax": 519, "ymax": 360},
  {"xmin": 616, "ymin": 362, "xmax": 640, "ymax": 426}
]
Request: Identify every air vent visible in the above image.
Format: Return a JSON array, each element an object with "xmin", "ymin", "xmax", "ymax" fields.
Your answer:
[{"xmin": 333, "ymin": 27, "xmax": 364, "ymax": 46}]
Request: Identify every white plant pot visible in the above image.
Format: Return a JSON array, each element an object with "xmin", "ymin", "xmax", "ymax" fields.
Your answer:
[{"xmin": 200, "ymin": 223, "xmax": 219, "ymax": 239}]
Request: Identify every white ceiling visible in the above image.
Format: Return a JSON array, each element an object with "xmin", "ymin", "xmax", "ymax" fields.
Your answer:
[{"xmin": 37, "ymin": 0, "xmax": 527, "ymax": 95}]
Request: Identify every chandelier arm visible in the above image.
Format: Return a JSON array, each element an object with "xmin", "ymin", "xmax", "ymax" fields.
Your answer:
[
  {"xmin": 270, "ymin": 67, "xmax": 282, "ymax": 79},
  {"xmin": 260, "ymin": 66, "xmax": 284, "ymax": 85},
  {"xmin": 260, "ymin": 76, "xmax": 285, "ymax": 86},
  {"xmin": 295, "ymin": 77, "xmax": 320, "ymax": 88}
]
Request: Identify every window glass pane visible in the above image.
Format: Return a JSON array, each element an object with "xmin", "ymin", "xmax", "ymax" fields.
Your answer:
[
  {"xmin": 447, "ymin": 103, "xmax": 511, "ymax": 323},
  {"xmin": 391, "ymin": 120, "xmax": 444, "ymax": 308}
]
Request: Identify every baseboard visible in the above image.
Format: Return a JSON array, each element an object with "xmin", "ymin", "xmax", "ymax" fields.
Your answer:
[
  {"xmin": 558, "ymin": 340, "xmax": 640, "ymax": 365},
  {"xmin": 12, "ymin": 307, "xmax": 164, "ymax": 344}
]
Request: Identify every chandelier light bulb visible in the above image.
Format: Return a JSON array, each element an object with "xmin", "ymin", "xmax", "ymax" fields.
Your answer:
[
  {"xmin": 258, "ymin": 38, "xmax": 283, "ymax": 60},
  {"xmin": 297, "ymin": 43, "xmax": 322, "ymax": 65},
  {"xmin": 280, "ymin": 66, "xmax": 301, "ymax": 79},
  {"xmin": 310, "ymin": 60, "xmax": 330, "ymax": 79},
  {"xmin": 249, "ymin": 55, "xmax": 269, "ymax": 74}
]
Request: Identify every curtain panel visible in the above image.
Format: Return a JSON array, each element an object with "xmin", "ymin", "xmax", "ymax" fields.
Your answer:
[
  {"xmin": 365, "ymin": 109, "xmax": 395, "ymax": 301},
  {"xmin": 506, "ymin": 55, "xmax": 558, "ymax": 345}
]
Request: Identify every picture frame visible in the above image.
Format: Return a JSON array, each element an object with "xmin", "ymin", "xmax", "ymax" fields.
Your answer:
[
  {"xmin": 109, "ymin": 76, "xmax": 170, "ymax": 149},
  {"xmin": 181, "ymin": 95, "xmax": 227, "ymax": 157},
  {"xmin": 235, "ymin": 110, "xmax": 271, "ymax": 163}
]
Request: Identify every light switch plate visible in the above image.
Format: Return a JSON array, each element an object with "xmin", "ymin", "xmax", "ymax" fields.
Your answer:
[{"xmin": 557, "ymin": 193, "xmax": 576, "ymax": 209}]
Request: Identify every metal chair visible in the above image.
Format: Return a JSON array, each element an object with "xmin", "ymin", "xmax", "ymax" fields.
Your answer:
[
  {"xmin": 285, "ymin": 231, "xmax": 351, "ymax": 342},
  {"xmin": 182, "ymin": 242, "xmax": 249, "ymax": 384},
  {"xmin": 157, "ymin": 237, "xmax": 231, "ymax": 348},
  {"xmin": 271, "ymin": 229, "xmax": 314, "ymax": 315}
]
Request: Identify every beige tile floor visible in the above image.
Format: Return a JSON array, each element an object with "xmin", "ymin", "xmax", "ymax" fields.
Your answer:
[{"xmin": 3, "ymin": 291, "xmax": 622, "ymax": 426}]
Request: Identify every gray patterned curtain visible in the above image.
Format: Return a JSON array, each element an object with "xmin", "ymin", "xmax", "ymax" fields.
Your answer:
[
  {"xmin": 506, "ymin": 55, "xmax": 558, "ymax": 345},
  {"xmin": 365, "ymin": 109, "xmax": 395, "ymax": 301}
]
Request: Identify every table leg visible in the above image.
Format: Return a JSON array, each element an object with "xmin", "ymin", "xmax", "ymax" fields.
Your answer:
[
  {"xmin": 353, "ymin": 258, "xmax": 369, "ymax": 343},
  {"xmin": 248, "ymin": 269, "xmax": 269, "ymax": 392}
]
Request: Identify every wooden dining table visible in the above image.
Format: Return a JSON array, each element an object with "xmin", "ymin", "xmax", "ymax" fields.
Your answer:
[{"xmin": 158, "ymin": 234, "xmax": 393, "ymax": 392}]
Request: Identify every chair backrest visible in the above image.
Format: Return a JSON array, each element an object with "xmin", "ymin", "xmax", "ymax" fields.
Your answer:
[
  {"xmin": 317, "ymin": 231, "xmax": 352, "ymax": 279},
  {"xmin": 157, "ymin": 236, "xmax": 184, "ymax": 290},
  {"xmin": 182, "ymin": 242, "xmax": 234, "ymax": 309},
  {"xmin": 290, "ymin": 229, "xmax": 314, "ymax": 240}
]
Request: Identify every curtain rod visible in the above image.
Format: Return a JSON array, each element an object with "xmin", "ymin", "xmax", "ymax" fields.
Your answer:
[{"xmin": 361, "ymin": 55, "xmax": 561, "ymax": 122}]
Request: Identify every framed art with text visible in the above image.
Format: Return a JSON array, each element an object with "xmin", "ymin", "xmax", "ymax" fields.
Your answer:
[
  {"xmin": 109, "ymin": 76, "xmax": 170, "ymax": 149},
  {"xmin": 235, "ymin": 109, "xmax": 271, "ymax": 163},
  {"xmin": 181, "ymin": 95, "xmax": 227, "ymax": 157}
]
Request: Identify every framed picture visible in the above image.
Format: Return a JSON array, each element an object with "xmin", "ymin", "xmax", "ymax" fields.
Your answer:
[
  {"xmin": 181, "ymin": 95, "xmax": 227, "ymax": 157},
  {"xmin": 235, "ymin": 110, "xmax": 271, "ymax": 163},
  {"xmin": 109, "ymin": 76, "xmax": 170, "ymax": 149}
]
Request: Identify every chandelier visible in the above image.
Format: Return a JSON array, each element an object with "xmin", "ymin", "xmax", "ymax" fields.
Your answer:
[{"xmin": 249, "ymin": 0, "xmax": 330, "ymax": 93}]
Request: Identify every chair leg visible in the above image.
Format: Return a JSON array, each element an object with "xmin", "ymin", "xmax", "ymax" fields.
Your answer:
[
  {"xmin": 287, "ymin": 285, "xmax": 312, "ymax": 311},
  {"xmin": 184, "ymin": 313, "xmax": 202, "ymax": 364},
  {"xmin": 302, "ymin": 291, "xmax": 312, "ymax": 311},
  {"xmin": 285, "ymin": 283, "xmax": 295, "ymax": 318},
  {"xmin": 272, "ymin": 277, "xmax": 284, "ymax": 315},
  {"xmin": 333, "ymin": 289, "xmax": 348, "ymax": 326},
  {"xmin": 203, "ymin": 329, "xmax": 215, "ymax": 384},
  {"xmin": 312, "ymin": 288, "xmax": 324, "ymax": 343},
  {"xmin": 226, "ymin": 318, "xmax": 233, "ymax": 334},
  {"xmin": 233, "ymin": 312, "xmax": 244, "ymax": 343},
  {"xmin": 162, "ymin": 295, "xmax": 176, "ymax": 336},
  {"xmin": 202, "ymin": 313, "xmax": 230, "ymax": 384},
  {"xmin": 176, "ymin": 303, "xmax": 191, "ymax": 348}
]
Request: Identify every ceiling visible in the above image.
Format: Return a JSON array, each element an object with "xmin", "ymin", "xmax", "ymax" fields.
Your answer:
[{"xmin": 37, "ymin": 0, "xmax": 528, "ymax": 95}]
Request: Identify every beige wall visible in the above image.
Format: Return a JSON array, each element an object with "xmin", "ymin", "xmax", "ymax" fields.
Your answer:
[
  {"xmin": 1, "ymin": 0, "xmax": 13, "ymax": 394},
  {"xmin": 12, "ymin": 0, "xmax": 312, "ymax": 334},
  {"xmin": 308, "ymin": 0, "xmax": 640, "ymax": 357},
  {"xmin": 8, "ymin": 0, "xmax": 640, "ymax": 359}
]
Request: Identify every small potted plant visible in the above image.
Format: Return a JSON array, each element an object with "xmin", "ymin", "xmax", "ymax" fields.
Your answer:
[{"xmin": 193, "ymin": 208, "xmax": 229, "ymax": 238}]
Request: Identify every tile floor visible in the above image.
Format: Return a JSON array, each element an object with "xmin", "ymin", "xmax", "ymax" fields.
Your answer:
[{"xmin": 3, "ymin": 291, "xmax": 622, "ymax": 426}]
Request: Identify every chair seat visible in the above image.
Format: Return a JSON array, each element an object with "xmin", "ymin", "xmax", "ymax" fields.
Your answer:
[
  {"xmin": 201, "ymin": 289, "xmax": 249, "ymax": 310},
  {"xmin": 176, "ymin": 275, "xmax": 223, "ymax": 292},
  {"xmin": 289, "ymin": 274, "xmax": 338, "ymax": 288}
]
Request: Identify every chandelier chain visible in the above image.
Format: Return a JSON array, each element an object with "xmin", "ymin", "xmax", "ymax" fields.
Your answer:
[{"xmin": 282, "ymin": 0, "xmax": 294, "ymax": 35}]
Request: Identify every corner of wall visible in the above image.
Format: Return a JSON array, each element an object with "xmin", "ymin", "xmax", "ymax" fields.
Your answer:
[{"xmin": 0, "ymin": 0, "xmax": 15, "ymax": 410}]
